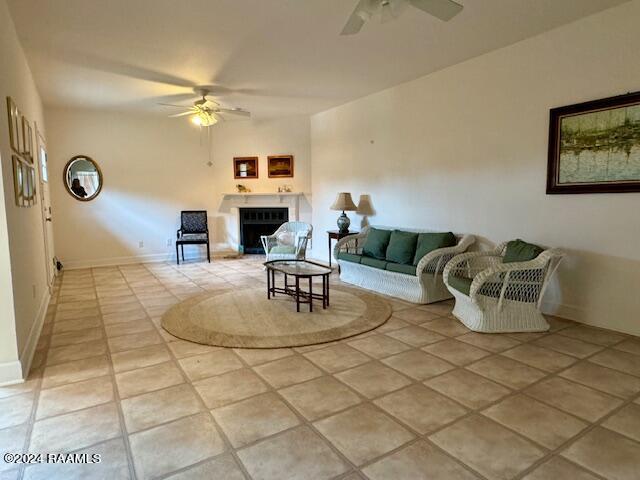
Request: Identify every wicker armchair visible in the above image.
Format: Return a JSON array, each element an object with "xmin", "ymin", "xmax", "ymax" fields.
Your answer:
[
  {"xmin": 260, "ymin": 221, "xmax": 312, "ymax": 261},
  {"xmin": 443, "ymin": 242, "xmax": 564, "ymax": 332},
  {"xmin": 333, "ymin": 226, "xmax": 475, "ymax": 303}
]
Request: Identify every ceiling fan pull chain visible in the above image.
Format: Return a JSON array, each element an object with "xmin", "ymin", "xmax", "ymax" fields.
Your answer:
[{"xmin": 208, "ymin": 126, "xmax": 214, "ymax": 165}]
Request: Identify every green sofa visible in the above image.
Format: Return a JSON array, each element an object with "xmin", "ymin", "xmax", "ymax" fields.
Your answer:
[{"xmin": 333, "ymin": 226, "xmax": 475, "ymax": 304}]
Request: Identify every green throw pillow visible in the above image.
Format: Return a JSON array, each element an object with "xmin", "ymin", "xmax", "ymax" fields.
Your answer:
[
  {"xmin": 412, "ymin": 232, "xmax": 457, "ymax": 265},
  {"xmin": 503, "ymin": 239, "xmax": 544, "ymax": 263},
  {"xmin": 362, "ymin": 228, "xmax": 392, "ymax": 260},
  {"xmin": 386, "ymin": 230, "xmax": 418, "ymax": 265}
]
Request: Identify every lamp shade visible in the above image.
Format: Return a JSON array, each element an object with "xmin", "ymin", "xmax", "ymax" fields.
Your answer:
[{"xmin": 330, "ymin": 192, "xmax": 357, "ymax": 211}]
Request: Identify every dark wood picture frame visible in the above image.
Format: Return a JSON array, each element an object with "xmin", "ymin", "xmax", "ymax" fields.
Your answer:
[
  {"xmin": 547, "ymin": 91, "xmax": 640, "ymax": 194},
  {"xmin": 233, "ymin": 156, "xmax": 259, "ymax": 179},
  {"xmin": 267, "ymin": 155, "xmax": 294, "ymax": 178},
  {"xmin": 6, "ymin": 97, "xmax": 21, "ymax": 155}
]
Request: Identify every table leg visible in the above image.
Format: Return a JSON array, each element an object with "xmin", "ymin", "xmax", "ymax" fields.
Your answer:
[
  {"xmin": 309, "ymin": 277, "xmax": 313, "ymax": 312},
  {"xmin": 267, "ymin": 267, "xmax": 270, "ymax": 299},
  {"xmin": 271, "ymin": 269, "xmax": 276, "ymax": 296},
  {"xmin": 326, "ymin": 274, "xmax": 330, "ymax": 307},
  {"xmin": 322, "ymin": 275, "xmax": 326, "ymax": 309},
  {"xmin": 328, "ymin": 236, "xmax": 332, "ymax": 268},
  {"xmin": 296, "ymin": 276, "xmax": 300, "ymax": 312}
]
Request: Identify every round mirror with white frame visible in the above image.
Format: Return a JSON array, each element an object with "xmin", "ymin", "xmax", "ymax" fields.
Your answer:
[{"xmin": 63, "ymin": 155, "xmax": 103, "ymax": 201}]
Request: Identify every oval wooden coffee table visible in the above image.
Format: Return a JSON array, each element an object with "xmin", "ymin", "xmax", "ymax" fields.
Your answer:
[{"xmin": 264, "ymin": 260, "xmax": 332, "ymax": 312}]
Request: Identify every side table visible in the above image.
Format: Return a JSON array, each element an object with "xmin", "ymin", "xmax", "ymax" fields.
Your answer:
[{"xmin": 327, "ymin": 230, "xmax": 358, "ymax": 269}]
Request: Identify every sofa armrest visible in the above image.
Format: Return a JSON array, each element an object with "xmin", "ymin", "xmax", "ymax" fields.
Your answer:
[
  {"xmin": 333, "ymin": 229, "xmax": 369, "ymax": 261},
  {"xmin": 443, "ymin": 248, "xmax": 503, "ymax": 286},
  {"xmin": 469, "ymin": 248, "xmax": 564, "ymax": 305},
  {"xmin": 416, "ymin": 234, "xmax": 476, "ymax": 277},
  {"xmin": 295, "ymin": 235, "xmax": 309, "ymax": 257},
  {"xmin": 260, "ymin": 234, "xmax": 277, "ymax": 253}
]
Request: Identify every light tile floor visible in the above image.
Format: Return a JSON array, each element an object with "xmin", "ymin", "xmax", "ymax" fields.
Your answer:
[{"xmin": 2, "ymin": 256, "xmax": 640, "ymax": 479}]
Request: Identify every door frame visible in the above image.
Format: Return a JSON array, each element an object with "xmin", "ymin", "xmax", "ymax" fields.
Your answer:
[{"xmin": 35, "ymin": 123, "xmax": 55, "ymax": 290}]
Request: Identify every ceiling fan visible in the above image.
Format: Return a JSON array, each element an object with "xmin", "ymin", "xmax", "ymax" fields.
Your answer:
[
  {"xmin": 159, "ymin": 88, "xmax": 250, "ymax": 127},
  {"xmin": 341, "ymin": 0, "xmax": 463, "ymax": 35}
]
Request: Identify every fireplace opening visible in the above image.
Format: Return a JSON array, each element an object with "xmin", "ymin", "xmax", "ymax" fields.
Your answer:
[{"xmin": 239, "ymin": 208, "xmax": 289, "ymax": 254}]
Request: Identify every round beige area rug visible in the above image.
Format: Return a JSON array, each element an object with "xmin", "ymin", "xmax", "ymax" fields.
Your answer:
[{"xmin": 161, "ymin": 286, "xmax": 391, "ymax": 348}]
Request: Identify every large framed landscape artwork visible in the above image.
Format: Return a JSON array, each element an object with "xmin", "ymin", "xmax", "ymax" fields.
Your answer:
[{"xmin": 547, "ymin": 91, "xmax": 640, "ymax": 194}]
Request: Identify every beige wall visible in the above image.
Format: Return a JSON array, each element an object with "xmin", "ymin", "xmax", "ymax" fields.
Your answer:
[
  {"xmin": 0, "ymin": 0, "xmax": 49, "ymax": 380},
  {"xmin": 46, "ymin": 108, "xmax": 311, "ymax": 268},
  {"xmin": 310, "ymin": 1, "xmax": 640, "ymax": 336}
]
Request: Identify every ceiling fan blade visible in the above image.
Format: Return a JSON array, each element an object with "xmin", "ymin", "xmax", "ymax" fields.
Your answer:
[
  {"xmin": 158, "ymin": 102, "xmax": 193, "ymax": 108},
  {"xmin": 340, "ymin": 0, "xmax": 370, "ymax": 35},
  {"xmin": 153, "ymin": 93, "xmax": 199, "ymax": 104},
  {"xmin": 216, "ymin": 108, "xmax": 251, "ymax": 117},
  {"xmin": 409, "ymin": 0, "xmax": 463, "ymax": 21},
  {"xmin": 168, "ymin": 111, "xmax": 194, "ymax": 118}
]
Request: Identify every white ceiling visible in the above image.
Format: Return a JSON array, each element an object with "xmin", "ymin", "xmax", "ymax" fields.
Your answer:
[{"xmin": 8, "ymin": 0, "xmax": 628, "ymax": 119}]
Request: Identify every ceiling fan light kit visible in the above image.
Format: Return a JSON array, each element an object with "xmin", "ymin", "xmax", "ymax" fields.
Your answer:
[
  {"xmin": 341, "ymin": 0, "xmax": 463, "ymax": 35},
  {"xmin": 159, "ymin": 88, "xmax": 250, "ymax": 128},
  {"xmin": 157, "ymin": 87, "xmax": 251, "ymax": 164},
  {"xmin": 191, "ymin": 109, "xmax": 218, "ymax": 127}
]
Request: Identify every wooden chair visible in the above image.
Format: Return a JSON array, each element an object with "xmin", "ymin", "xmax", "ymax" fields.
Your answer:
[{"xmin": 176, "ymin": 210, "xmax": 210, "ymax": 264}]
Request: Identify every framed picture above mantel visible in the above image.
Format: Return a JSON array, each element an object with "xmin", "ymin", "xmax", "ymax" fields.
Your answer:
[
  {"xmin": 268, "ymin": 155, "xmax": 294, "ymax": 178},
  {"xmin": 233, "ymin": 157, "xmax": 258, "ymax": 179},
  {"xmin": 547, "ymin": 91, "xmax": 640, "ymax": 194}
]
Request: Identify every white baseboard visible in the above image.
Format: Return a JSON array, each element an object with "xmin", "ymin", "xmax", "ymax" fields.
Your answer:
[
  {"xmin": 541, "ymin": 300, "xmax": 582, "ymax": 320},
  {"xmin": 0, "ymin": 361, "xmax": 23, "ymax": 387},
  {"xmin": 19, "ymin": 288, "xmax": 51, "ymax": 379},
  {"xmin": 542, "ymin": 300, "xmax": 639, "ymax": 337},
  {"xmin": 63, "ymin": 248, "xmax": 241, "ymax": 270},
  {"xmin": 64, "ymin": 252, "xmax": 173, "ymax": 270},
  {"xmin": 0, "ymin": 289, "xmax": 49, "ymax": 386}
]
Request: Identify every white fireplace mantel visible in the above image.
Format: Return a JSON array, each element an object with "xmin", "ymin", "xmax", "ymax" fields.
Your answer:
[
  {"xmin": 222, "ymin": 192, "xmax": 303, "ymax": 205},
  {"xmin": 217, "ymin": 192, "xmax": 308, "ymax": 253},
  {"xmin": 221, "ymin": 192, "xmax": 305, "ymax": 222}
]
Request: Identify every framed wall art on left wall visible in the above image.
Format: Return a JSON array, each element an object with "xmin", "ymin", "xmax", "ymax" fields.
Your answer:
[
  {"xmin": 7, "ymin": 97, "xmax": 37, "ymax": 208},
  {"xmin": 7, "ymin": 96, "xmax": 22, "ymax": 154}
]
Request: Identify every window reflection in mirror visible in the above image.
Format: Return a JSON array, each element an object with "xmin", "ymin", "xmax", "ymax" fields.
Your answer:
[{"xmin": 64, "ymin": 156, "xmax": 102, "ymax": 201}]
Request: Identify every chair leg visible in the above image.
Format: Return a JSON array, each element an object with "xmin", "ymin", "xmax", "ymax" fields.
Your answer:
[
  {"xmin": 176, "ymin": 243, "xmax": 180, "ymax": 265},
  {"xmin": 207, "ymin": 242, "xmax": 211, "ymax": 263},
  {"xmin": 181, "ymin": 244, "xmax": 184, "ymax": 262}
]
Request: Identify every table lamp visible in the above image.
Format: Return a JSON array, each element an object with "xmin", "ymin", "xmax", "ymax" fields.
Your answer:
[{"xmin": 330, "ymin": 192, "xmax": 357, "ymax": 233}]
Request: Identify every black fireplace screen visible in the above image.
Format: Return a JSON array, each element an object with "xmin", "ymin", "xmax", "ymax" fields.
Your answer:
[{"xmin": 239, "ymin": 208, "xmax": 289, "ymax": 254}]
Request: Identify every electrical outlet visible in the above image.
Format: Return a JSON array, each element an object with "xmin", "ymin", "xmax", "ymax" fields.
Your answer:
[
  {"xmin": 138, "ymin": 241, "xmax": 144, "ymax": 248},
  {"xmin": 167, "ymin": 238, "xmax": 172, "ymax": 247}
]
